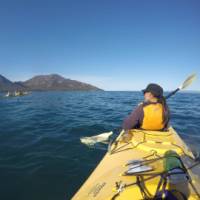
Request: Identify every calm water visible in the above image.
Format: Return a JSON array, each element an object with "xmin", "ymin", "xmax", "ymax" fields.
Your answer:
[{"xmin": 0, "ymin": 91, "xmax": 200, "ymax": 200}]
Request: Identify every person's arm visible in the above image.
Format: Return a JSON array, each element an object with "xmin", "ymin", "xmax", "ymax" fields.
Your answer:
[
  {"xmin": 164, "ymin": 104, "xmax": 170, "ymax": 129},
  {"xmin": 122, "ymin": 104, "xmax": 144, "ymax": 131}
]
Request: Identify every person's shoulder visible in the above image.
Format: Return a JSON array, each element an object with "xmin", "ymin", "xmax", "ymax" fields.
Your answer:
[
  {"xmin": 136, "ymin": 102, "xmax": 145, "ymax": 110},
  {"xmin": 138, "ymin": 101, "xmax": 144, "ymax": 106},
  {"xmin": 138, "ymin": 101, "xmax": 150, "ymax": 107},
  {"xmin": 131, "ymin": 102, "xmax": 144, "ymax": 115}
]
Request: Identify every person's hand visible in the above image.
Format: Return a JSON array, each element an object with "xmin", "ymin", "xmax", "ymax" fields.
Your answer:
[{"xmin": 121, "ymin": 130, "xmax": 132, "ymax": 143}]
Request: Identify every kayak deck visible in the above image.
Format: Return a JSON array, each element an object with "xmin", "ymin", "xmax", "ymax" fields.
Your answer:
[{"xmin": 72, "ymin": 127, "xmax": 200, "ymax": 200}]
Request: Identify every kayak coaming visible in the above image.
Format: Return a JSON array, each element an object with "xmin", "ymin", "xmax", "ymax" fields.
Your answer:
[{"xmin": 72, "ymin": 127, "xmax": 200, "ymax": 199}]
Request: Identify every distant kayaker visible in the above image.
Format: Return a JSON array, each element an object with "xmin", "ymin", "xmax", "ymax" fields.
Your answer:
[{"xmin": 122, "ymin": 84, "xmax": 170, "ymax": 140}]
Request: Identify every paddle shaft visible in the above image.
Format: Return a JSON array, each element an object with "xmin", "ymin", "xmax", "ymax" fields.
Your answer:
[{"xmin": 165, "ymin": 88, "xmax": 180, "ymax": 100}]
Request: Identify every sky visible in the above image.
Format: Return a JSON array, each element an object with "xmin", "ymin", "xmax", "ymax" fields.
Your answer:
[{"xmin": 0, "ymin": 0, "xmax": 200, "ymax": 91}]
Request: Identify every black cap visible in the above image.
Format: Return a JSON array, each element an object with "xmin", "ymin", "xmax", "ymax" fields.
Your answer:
[{"xmin": 142, "ymin": 83, "xmax": 163, "ymax": 98}]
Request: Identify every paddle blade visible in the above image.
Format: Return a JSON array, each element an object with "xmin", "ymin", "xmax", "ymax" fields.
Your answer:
[
  {"xmin": 179, "ymin": 73, "xmax": 197, "ymax": 90},
  {"xmin": 125, "ymin": 165, "xmax": 153, "ymax": 175},
  {"xmin": 80, "ymin": 131, "xmax": 113, "ymax": 146}
]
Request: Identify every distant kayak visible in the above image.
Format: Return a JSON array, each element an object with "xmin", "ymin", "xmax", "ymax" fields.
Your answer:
[
  {"xmin": 4, "ymin": 91, "xmax": 30, "ymax": 98},
  {"xmin": 72, "ymin": 127, "xmax": 200, "ymax": 200}
]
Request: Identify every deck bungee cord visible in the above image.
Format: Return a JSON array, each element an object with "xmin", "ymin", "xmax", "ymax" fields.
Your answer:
[
  {"xmin": 111, "ymin": 151, "xmax": 200, "ymax": 200},
  {"xmin": 109, "ymin": 129, "xmax": 198, "ymax": 161}
]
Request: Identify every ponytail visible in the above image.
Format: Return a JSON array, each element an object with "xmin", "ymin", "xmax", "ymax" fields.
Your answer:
[{"xmin": 158, "ymin": 96, "xmax": 169, "ymax": 124}]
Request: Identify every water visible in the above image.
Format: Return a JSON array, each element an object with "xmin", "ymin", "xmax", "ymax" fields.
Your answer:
[{"xmin": 0, "ymin": 91, "xmax": 200, "ymax": 200}]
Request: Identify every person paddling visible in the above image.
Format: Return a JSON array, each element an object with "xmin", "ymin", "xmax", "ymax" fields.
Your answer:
[
  {"xmin": 122, "ymin": 84, "xmax": 170, "ymax": 140},
  {"xmin": 81, "ymin": 74, "xmax": 196, "ymax": 146}
]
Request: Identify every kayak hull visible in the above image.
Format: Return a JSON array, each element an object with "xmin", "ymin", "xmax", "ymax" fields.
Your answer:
[{"xmin": 72, "ymin": 127, "xmax": 200, "ymax": 200}]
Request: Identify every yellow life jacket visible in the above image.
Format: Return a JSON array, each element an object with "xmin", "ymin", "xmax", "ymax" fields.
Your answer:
[{"xmin": 141, "ymin": 103, "xmax": 164, "ymax": 131}]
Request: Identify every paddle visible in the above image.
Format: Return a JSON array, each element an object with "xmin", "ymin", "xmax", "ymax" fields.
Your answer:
[
  {"xmin": 80, "ymin": 73, "xmax": 197, "ymax": 146},
  {"xmin": 165, "ymin": 73, "xmax": 197, "ymax": 99}
]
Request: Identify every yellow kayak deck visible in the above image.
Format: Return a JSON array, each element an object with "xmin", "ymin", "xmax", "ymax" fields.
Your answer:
[{"xmin": 72, "ymin": 127, "xmax": 200, "ymax": 200}]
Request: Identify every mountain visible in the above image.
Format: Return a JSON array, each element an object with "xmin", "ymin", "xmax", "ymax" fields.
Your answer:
[
  {"xmin": 22, "ymin": 74, "xmax": 102, "ymax": 91},
  {"xmin": 0, "ymin": 75, "xmax": 26, "ymax": 91},
  {"xmin": 0, "ymin": 74, "xmax": 102, "ymax": 91}
]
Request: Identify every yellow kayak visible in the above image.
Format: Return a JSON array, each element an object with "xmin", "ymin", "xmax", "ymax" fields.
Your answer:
[{"xmin": 72, "ymin": 127, "xmax": 200, "ymax": 200}]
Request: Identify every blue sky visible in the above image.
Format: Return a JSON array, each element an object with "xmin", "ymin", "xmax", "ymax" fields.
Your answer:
[{"xmin": 0, "ymin": 0, "xmax": 199, "ymax": 90}]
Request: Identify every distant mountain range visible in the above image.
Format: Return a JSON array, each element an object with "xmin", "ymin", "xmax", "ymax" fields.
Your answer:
[{"xmin": 0, "ymin": 74, "xmax": 102, "ymax": 91}]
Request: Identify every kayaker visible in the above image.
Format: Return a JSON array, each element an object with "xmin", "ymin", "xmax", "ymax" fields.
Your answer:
[{"xmin": 122, "ymin": 83, "xmax": 170, "ymax": 140}]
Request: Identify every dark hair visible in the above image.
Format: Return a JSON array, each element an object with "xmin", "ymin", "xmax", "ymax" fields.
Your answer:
[{"xmin": 157, "ymin": 96, "xmax": 169, "ymax": 124}]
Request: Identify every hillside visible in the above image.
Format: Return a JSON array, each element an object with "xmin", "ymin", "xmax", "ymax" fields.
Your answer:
[
  {"xmin": 0, "ymin": 75, "xmax": 26, "ymax": 91},
  {"xmin": 0, "ymin": 74, "xmax": 102, "ymax": 91}
]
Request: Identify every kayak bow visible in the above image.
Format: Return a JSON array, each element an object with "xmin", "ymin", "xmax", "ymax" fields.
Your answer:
[{"xmin": 72, "ymin": 127, "xmax": 200, "ymax": 200}]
